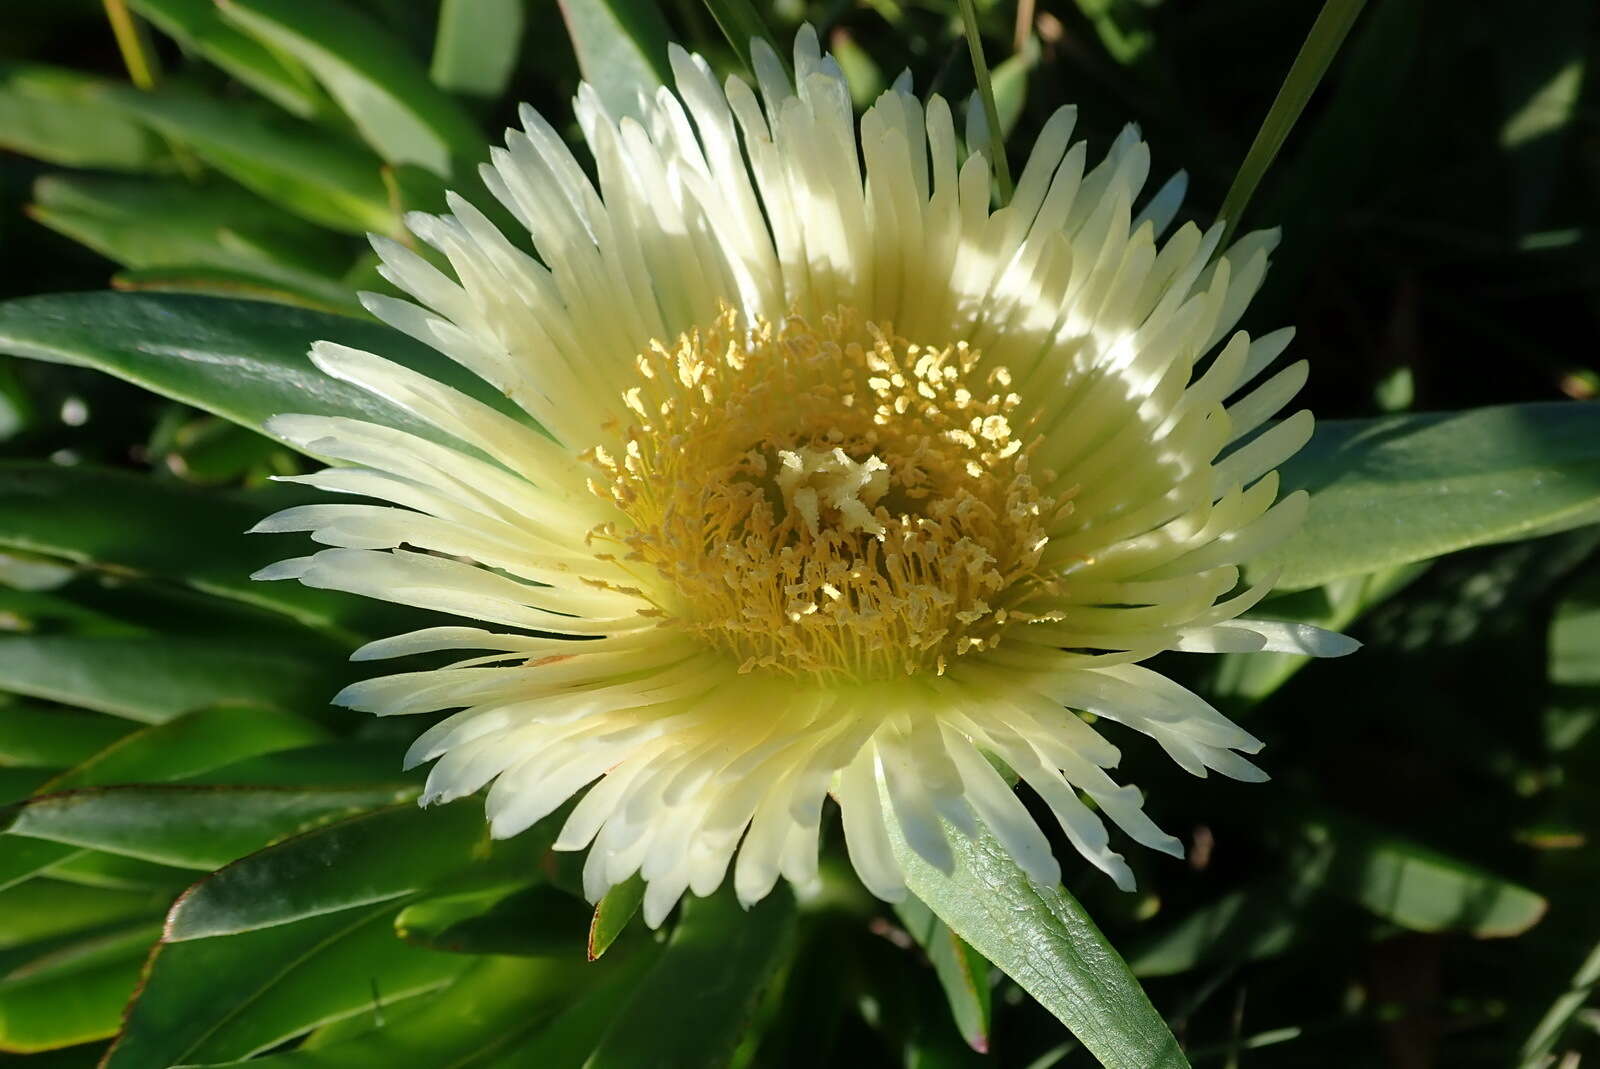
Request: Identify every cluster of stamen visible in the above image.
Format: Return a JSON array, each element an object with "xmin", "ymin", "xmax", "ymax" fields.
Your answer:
[{"xmin": 584, "ymin": 307, "xmax": 1069, "ymax": 680}]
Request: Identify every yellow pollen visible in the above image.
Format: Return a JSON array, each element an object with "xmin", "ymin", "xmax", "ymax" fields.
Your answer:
[{"xmin": 586, "ymin": 306, "xmax": 1068, "ymax": 681}]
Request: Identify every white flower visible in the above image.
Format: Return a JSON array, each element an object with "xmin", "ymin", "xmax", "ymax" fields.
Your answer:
[{"xmin": 254, "ymin": 28, "xmax": 1356, "ymax": 926}]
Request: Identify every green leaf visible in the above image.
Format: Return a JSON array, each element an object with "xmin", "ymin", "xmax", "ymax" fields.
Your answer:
[
  {"xmin": 957, "ymin": 0, "xmax": 1012, "ymax": 203},
  {"xmin": 885, "ymin": 813, "xmax": 1188, "ymax": 1069},
  {"xmin": 0, "ymin": 63, "xmax": 165, "ymax": 171},
  {"xmin": 179, "ymin": 956, "xmax": 601, "ymax": 1069},
  {"xmin": 0, "ymin": 291, "xmax": 531, "ymax": 452},
  {"xmin": 1125, "ymin": 881, "xmax": 1317, "ymax": 978},
  {"xmin": 105, "ymin": 905, "xmax": 427, "ymax": 1069},
  {"xmin": 1262, "ymin": 403, "xmax": 1600, "ymax": 591},
  {"xmin": 37, "ymin": 851, "xmax": 194, "ymax": 894},
  {"xmin": 587, "ymin": 873, "xmax": 644, "ymax": 961},
  {"xmin": 991, "ymin": 36, "xmax": 1039, "ymax": 139},
  {"xmin": 1547, "ymin": 565, "xmax": 1600, "ymax": 755},
  {"xmin": 0, "ymin": 768, "xmax": 57, "ymax": 807},
  {"xmin": 0, "ymin": 463, "xmax": 414, "ymax": 646},
  {"xmin": 0, "ymin": 706, "xmax": 134, "ymax": 769},
  {"xmin": 0, "ymin": 880, "xmax": 166, "ymax": 950},
  {"xmin": 217, "ymin": 0, "xmax": 486, "ymax": 178},
  {"xmin": 1290, "ymin": 808, "xmax": 1548, "ymax": 938},
  {"xmin": 1519, "ymin": 939, "xmax": 1600, "ymax": 1068},
  {"xmin": 128, "ymin": 0, "xmax": 329, "ymax": 119},
  {"xmin": 1071, "ymin": 0, "xmax": 1155, "ymax": 66},
  {"xmin": 697, "ymin": 0, "xmax": 779, "ymax": 74},
  {"xmin": 170, "ymin": 905, "xmax": 468, "ymax": 1064},
  {"xmin": 431, "ymin": 0, "xmax": 524, "ymax": 100},
  {"xmin": 557, "ymin": 0, "xmax": 673, "ymax": 121},
  {"xmin": 1216, "ymin": 0, "xmax": 1369, "ymax": 241},
  {"xmin": 29, "ymin": 175, "xmax": 360, "ymax": 313},
  {"xmin": 182, "ymin": 740, "xmax": 411, "ymax": 788},
  {"xmin": 585, "ymin": 884, "xmax": 797, "ymax": 1069},
  {"xmin": 4, "ymin": 784, "xmax": 411, "ymax": 870},
  {"xmin": 166, "ymin": 801, "xmax": 491, "ymax": 940},
  {"xmin": 0, "ymin": 634, "xmax": 345, "ymax": 723},
  {"xmin": 100, "ymin": 86, "xmax": 396, "ymax": 235},
  {"xmin": 0, "ymin": 707, "xmax": 333, "ymax": 892},
  {"xmin": 480, "ymin": 948, "xmax": 660, "ymax": 1069},
  {"xmin": 44, "ymin": 706, "xmax": 329, "ymax": 792},
  {"xmin": 0, "ymin": 923, "xmax": 162, "ymax": 1053},
  {"xmin": 396, "ymin": 883, "xmax": 590, "ymax": 956},
  {"xmin": 895, "ymin": 895, "xmax": 993, "ymax": 1053},
  {"xmin": 112, "ymin": 266, "xmax": 362, "ymax": 316}
]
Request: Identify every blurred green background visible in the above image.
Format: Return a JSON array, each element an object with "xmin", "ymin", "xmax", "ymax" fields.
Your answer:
[{"xmin": 1, "ymin": 1, "xmax": 1598, "ymax": 1067}]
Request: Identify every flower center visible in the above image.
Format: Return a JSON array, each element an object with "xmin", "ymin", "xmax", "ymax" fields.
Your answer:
[{"xmin": 585, "ymin": 307, "xmax": 1068, "ymax": 680}]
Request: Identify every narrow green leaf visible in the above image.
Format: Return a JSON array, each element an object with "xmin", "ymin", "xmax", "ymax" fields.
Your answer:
[
  {"xmin": 100, "ymin": 86, "xmax": 396, "ymax": 234},
  {"xmin": 587, "ymin": 873, "xmax": 645, "ymax": 960},
  {"xmin": 217, "ymin": 0, "xmax": 486, "ymax": 177},
  {"xmin": 0, "ymin": 634, "xmax": 345, "ymax": 723},
  {"xmin": 0, "ymin": 585, "xmax": 144, "ymax": 638},
  {"xmin": 957, "ymin": 0, "xmax": 1013, "ymax": 203},
  {"xmin": 166, "ymin": 802, "xmax": 490, "ymax": 940},
  {"xmin": 182, "ymin": 740, "xmax": 411, "ymax": 788},
  {"xmin": 38, "ymin": 851, "xmax": 194, "ymax": 894},
  {"xmin": 1125, "ymin": 881, "xmax": 1317, "ymax": 977},
  {"xmin": 0, "ymin": 463, "xmax": 416, "ymax": 645},
  {"xmin": 1216, "ymin": 0, "xmax": 1369, "ymax": 241},
  {"xmin": 1071, "ymin": 0, "xmax": 1155, "ymax": 66},
  {"xmin": 175, "ymin": 905, "xmax": 469, "ymax": 1065},
  {"xmin": 886, "ymin": 812, "xmax": 1188, "ymax": 1069},
  {"xmin": 557, "ymin": 0, "xmax": 673, "ymax": 122},
  {"xmin": 178, "ymin": 956, "xmax": 599, "ymax": 1069},
  {"xmin": 431, "ymin": 0, "xmax": 524, "ymax": 100},
  {"xmin": 129, "ymin": 0, "xmax": 328, "ymax": 118},
  {"xmin": 1498, "ymin": 0, "xmax": 1588, "ymax": 234},
  {"xmin": 0, "ymin": 63, "xmax": 165, "ymax": 171},
  {"xmin": 105, "ymin": 905, "xmax": 415, "ymax": 1069},
  {"xmin": 4, "ymin": 784, "xmax": 412, "ymax": 870},
  {"xmin": 43, "ymin": 706, "xmax": 328, "ymax": 793},
  {"xmin": 29, "ymin": 174, "xmax": 359, "ymax": 308},
  {"xmin": 1290, "ymin": 808, "xmax": 1548, "ymax": 938},
  {"xmin": 895, "ymin": 895, "xmax": 993, "ymax": 1052},
  {"xmin": 112, "ymin": 266, "xmax": 361, "ymax": 316},
  {"xmin": 0, "ymin": 707, "xmax": 333, "ymax": 892},
  {"xmin": 586, "ymin": 884, "xmax": 796, "ymax": 1069},
  {"xmin": 0, "ymin": 706, "xmax": 134, "ymax": 769},
  {"xmin": 0, "ymin": 291, "xmax": 532, "ymax": 453},
  {"xmin": 1547, "ymin": 565, "xmax": 1600, "ymax": 755},
  {"xmin": 480, "ymin": 949, "xmax": 660, "ymax": 1069},
  {"xmin": 697, "ymin": 0, "xmax": 779, "ymax": 74},
  {"xmin": 1519, "ymin": 939, "xmax": 1600, "ymax": 1068},
  {"xmin": 0, "ymin": 880, "xmax": 166, "ymax": 950},
  {"xmin": 1262, "ymin": 403, "xmax": 1600, "ymax": 591},
  {"xmin": 991, "ymin": 36, "xmax": 1040, "ymax": 139},
  {"xmin": 397, "ymin": 883, "xmax": 590, "ymax": 956},
  {"xmin": 0, "ymin": 769, "xmax": 54, "ymax": 808},
  {"xmin": 0, "ymin": 923, "xmax": 161, "ymax": 1053}
]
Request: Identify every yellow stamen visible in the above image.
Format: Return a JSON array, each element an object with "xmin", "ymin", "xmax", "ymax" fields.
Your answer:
[{"xmin": 587, "ymin": 306, "xmax": 1068, "ymax": 681}]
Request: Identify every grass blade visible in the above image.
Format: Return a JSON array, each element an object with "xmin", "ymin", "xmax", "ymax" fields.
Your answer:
[
  {"xmin": 1216, "ymin": 0, "xmax": 1368, "ymax": 242},
  {"xmin": 957, "ymin": 0, "xmax": 1013, "ymax": 203}
]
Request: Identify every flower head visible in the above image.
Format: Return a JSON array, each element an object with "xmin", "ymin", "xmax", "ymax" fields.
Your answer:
[{"xmin": 255, "ymin": 28, "xmax": 1355, "ymax": 925}]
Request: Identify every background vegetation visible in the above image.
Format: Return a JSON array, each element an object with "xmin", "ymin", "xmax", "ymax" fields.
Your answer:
[{"xmin": 0, "ymin": 1, "xmax": 1597, "ymax": 1066}]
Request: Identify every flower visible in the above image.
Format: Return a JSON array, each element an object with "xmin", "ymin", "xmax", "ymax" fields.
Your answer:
[{"xmin": 253, "ymin": 27, "xmax": 1356, "ymax": 926}]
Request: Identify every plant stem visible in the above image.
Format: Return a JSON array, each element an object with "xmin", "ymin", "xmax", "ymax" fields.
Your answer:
[{"xmin": 957, "ymin": 0, "xmax": 1013, "ymax": 205}]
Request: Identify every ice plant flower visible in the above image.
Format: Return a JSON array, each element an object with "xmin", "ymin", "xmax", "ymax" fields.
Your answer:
[{"xmin": 254, "ymin": 28, "xmax": 1356, "ymax": 925}]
